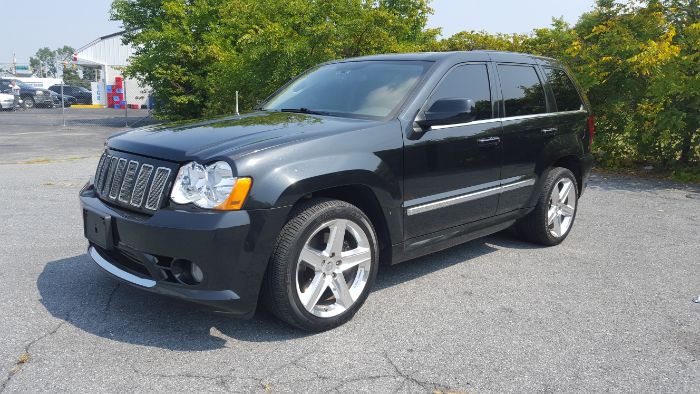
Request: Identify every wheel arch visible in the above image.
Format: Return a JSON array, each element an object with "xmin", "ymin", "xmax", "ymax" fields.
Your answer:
[
  {"xmin": 293, "ymin": 184, "xmax": 395, "ymax": 266},
  {"xmin": 550, "ymin": 155, "xmax": 583, "ymax": 196}
]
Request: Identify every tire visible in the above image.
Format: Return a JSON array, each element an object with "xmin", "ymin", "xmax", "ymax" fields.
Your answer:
[
  {"xmin": 22, "ymin": 96, "xmax": 34, "ymax": 109},
  {"xmin": 263, "ymin": 198, "xmax": 379, "ymax": 331},
  {"xmin": 515, "ymin": 167, "xmax": 578, "ymax": 246}
]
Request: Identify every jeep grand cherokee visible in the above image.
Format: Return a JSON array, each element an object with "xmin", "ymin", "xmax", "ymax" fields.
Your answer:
[{"xmin": 80, "ymin": 51, "xmax": 594, "ymax": 331}]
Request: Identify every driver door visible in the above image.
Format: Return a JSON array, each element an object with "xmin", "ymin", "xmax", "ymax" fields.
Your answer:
[{"xmin": 403, "ymin": 63, "xmax": 503, "ymax": 239}]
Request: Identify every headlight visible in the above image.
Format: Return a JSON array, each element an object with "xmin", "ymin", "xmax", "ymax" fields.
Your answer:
[
  {"xmin": 170, "ymin": 161, "xmax": 252, "ymax": 210},
  {"xmin": 35, "ymin": 91, "xmax": 44, "ymax": 95}
]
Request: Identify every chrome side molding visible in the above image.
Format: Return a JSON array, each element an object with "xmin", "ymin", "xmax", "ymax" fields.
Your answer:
[{"xmin": 406, "ymin": 177, "xmax": 535, "ymax": 216}]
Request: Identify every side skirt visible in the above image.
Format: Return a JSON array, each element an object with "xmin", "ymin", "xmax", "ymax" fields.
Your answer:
[{"xmin": 389, "ymin": 208, "xmax": 531, "ymax": 265}]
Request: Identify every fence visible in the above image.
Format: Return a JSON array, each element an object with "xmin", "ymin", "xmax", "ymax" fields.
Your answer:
[{"xmin": 1, "ymin": 79, "xmax": 157, "ymax": 129}]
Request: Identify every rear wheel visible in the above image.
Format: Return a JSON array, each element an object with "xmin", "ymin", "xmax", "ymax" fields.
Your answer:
[
  {"xmin": 263, "ymin": 198, "xmax": 378, "ymax": 331},
  {"xmin": 515, "ymin": 167, "xmax": 578, "ymax": 246}
]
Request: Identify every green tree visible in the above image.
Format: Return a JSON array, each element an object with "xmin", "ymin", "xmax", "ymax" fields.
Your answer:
[
  {"xmin": 429, "ymin": 0, "xmax": 699, "ymax": 168},
  {"xmin": 111, "ymin": 0, "xmax": 437, "ymax": 119},
  {"xmin": 111, "ymin": 0, "xmax": 698, "ymax": 170},
  {"xmin": 31, "ymin": 47, "xmax": 57, "ymax": 77}
]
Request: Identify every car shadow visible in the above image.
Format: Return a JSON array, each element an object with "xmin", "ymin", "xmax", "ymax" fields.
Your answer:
[{"xmin": 37, "ymin": 232, "xmax": 524, "ymax": 351}]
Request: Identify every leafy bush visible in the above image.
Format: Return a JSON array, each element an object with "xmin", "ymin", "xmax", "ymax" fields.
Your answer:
[{"xmin": 111, "ymin": 0, "xmax": 699, "ymax": 170}]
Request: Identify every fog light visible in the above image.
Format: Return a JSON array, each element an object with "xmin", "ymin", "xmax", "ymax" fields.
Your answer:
[
  {"xmin": 191, "ymin": 263, "xmax": 204, "ymax": 283},
  {"xmin": 171, "ymin": 259, "xmax": 203, "ymax": 285}
]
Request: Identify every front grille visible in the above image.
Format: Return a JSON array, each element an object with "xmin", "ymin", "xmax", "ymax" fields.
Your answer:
[{"xmin": 94, "ymin": 151, "xmax": 175, "ymax": 213}]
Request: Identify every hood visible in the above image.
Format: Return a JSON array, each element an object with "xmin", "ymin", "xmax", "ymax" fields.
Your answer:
[{"xmin": 107, "ymin": 111, "xmax": 380, "ymax": 163}]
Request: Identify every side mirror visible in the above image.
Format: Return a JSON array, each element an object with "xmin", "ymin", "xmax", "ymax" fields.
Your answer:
[{"xmin": 416, "ymin": 98, "xmax": 476, "ymax": 129}]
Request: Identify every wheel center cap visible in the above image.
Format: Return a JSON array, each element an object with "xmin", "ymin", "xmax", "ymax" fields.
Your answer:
[{"xmin": 323, "ymin": 261, "xmax": 334, "ymax": 273}]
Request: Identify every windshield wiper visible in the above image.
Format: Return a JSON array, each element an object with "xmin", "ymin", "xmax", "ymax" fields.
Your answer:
[{"xmin": 279, "ymin": 108, "xmax": 330, "ymax": 116}]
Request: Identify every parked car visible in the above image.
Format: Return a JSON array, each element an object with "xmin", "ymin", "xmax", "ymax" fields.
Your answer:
[
  {"xmin": 49, "ymin": 90, "xmax": 77, "ymax": 107},
  {"xmin": 48, "ymin": 85, "xmax": 92, "ymax": 104},
  {"xmin": 0, "ymin": 79, "xmax": 54, "ymax": 108},
  {"xmin": 80, "ymin": 51, "xmax": 594, "ymax": 331},
  {"xmin": 0, "ymin": 92, "xmax": 15, "ymax": 110}
]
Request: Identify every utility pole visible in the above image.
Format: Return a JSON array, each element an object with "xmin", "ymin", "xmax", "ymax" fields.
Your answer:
[{"xmin": 12, "ymin": 52, "xmax": 16, "ymax": 75}]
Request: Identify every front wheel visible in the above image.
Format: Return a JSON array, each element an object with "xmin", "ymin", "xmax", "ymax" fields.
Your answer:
[
  {"xmin": 22, "ymin": 96, "xmax": 34, "ymax": 109},
  {"xmin": 515, "ymin": 167, "xmax": 578, "ymax": 246},
  {"xmin": 263, "ymin": 198, "xmax": 378, "ymax": 331}
]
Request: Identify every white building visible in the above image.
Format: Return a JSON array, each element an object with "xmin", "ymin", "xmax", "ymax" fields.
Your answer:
[{"xmin": 74, "ymin": 31, "xmax": 149, "ymax": 107}]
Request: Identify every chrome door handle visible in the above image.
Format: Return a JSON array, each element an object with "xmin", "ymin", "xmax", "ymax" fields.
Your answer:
[
  {"xmin": 477, "ymin": 136, "xmax": 501, "ymax": 148},
  {"xmin": 541, "ymin": 127, "xmax": 558, "ymax": 137}
]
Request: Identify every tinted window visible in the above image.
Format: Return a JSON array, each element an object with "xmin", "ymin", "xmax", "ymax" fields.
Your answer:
[
  {"xmin": 428, "ymin": 64, "xmax": 492, "ymax": 121},
  {"xmin": 497, "ymin": 65, "xmax": 547, "ymax": 117},
  {"xmin": 264, "ymin": 61, "xmax": 431, "ymax": 119},
  {"xmin": 545, "ymin": 68, "xmax": 583, "ymax": 112}
]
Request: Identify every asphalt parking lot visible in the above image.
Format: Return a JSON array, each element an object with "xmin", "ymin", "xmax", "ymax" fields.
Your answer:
[{"xmin": 1, "ymin": 117, "xmax": 699, "ymax": 393}]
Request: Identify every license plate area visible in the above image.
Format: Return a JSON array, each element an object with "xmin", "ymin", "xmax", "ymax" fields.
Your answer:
[{"xmin": 83, "ymin": 209, "xmax": 114, "ymax": 250}]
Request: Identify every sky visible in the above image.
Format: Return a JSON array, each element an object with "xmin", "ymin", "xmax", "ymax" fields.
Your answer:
[{"xmin": 0, "ymin": 0, "xmax": 597, "ymax": 64}]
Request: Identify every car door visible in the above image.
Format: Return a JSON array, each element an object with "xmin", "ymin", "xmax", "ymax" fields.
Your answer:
[
  {"xmin": 495, "ymin": 63, "xmax": 556, "ymax": 214},
  {"xmin": 403, "ymin": 63, "xmax": 502, "ymax": 239}
]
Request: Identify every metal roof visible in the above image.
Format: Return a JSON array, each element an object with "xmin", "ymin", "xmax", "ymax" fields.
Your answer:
[{"xmin": 74, "ymin": 31, "xmax": 134, "ymax": 67}]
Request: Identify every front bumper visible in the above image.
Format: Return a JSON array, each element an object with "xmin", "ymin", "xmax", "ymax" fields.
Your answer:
[
  {"xmin": 80, "ymin": 183, "xmax": 288, "ymax": 318},
  {"xmin": 34, "ymin": 94, "xmax": 54, "ymax": 104}
]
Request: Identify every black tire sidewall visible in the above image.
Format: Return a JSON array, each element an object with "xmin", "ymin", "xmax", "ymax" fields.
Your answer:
[{"xmin": 284, "ymin": 203, "xmax": 378, "ymax": 330}]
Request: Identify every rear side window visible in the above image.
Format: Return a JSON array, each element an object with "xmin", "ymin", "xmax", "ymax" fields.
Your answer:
[
  {"xmin": 497, "ymin": 64, "xmax": 547, "ymax": 117},
  {"xmin": 544, "ymin": 67, "xmax": 584, "ymax": 112},
  {"xmin": 429, "ymin": 64, "xmax": 492, "ymax": 121}
]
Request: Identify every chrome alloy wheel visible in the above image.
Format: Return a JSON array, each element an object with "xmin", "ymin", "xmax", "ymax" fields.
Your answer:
[
  {"xmin": 547, "ymin": 178, "xmax": 576, "ymax": 238},
  {"xmin": 295, "ymin": 219, "xmax": 372, "ymax": 318}
]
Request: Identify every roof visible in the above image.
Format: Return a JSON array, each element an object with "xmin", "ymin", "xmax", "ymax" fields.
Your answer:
[
  {"xmin": 340, "ymin": 51, "xmax": 560, "ymax": 66},
  {"xmin": 75, "ymin": 30, "xmax": 127, "ymax": 54},
  {"xmin": 74, "ymin": 31, "xmax": 135, "ymax": 67}
]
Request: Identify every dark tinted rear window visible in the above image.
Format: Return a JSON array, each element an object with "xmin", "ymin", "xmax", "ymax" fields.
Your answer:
[
  {"xmin": 544, "ymin": 67, "xmax": 583, "ymax": 112},
  {"xmin": 429, "ymin": 64, "xmax": 492, "ymax": 121},
  {"xmin": 497, "ymin": 64, "xmax": 547, "ymax": 117}
]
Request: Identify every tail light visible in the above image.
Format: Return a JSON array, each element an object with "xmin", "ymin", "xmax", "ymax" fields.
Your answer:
[{"xmin": 587, "ymin": 115, "xmax": 596, "ymax": 146}]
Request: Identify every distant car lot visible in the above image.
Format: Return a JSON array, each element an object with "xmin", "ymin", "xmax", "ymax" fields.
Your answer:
[{"xmin": 0, "ymin": 118, "xmax": 698, "ymax": 393}]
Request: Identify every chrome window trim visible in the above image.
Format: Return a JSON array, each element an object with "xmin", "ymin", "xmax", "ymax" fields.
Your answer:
[
  {"xmin": 430, "ymin": 109, "xmax": 587, "ymax": 131},
  {"xmin": 88, "ymin": 246, "xmax": 156, "ymax": 288},
  {"xmin": 405, "ymin": 176, "xmax": 536, "ymax": 216}
]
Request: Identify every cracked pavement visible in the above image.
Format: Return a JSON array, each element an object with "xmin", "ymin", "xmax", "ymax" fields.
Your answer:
[{"xmin": 0, "ymin": 123, "xmax": 699, "ymax": 393}]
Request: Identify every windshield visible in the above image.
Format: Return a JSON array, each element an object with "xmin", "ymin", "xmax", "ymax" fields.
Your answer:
[{"xmin": 263, "ymin": 61, "xmax": 432, "ymax": 119}]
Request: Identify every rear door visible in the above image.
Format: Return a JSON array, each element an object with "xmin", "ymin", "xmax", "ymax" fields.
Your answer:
[
  {"xmin": 495, "ymin": 63, "xmax": 556, "ymax": 214},
  {"xmin": 403, "ymin": 63, "xmax": 502, "ymax": 239}
]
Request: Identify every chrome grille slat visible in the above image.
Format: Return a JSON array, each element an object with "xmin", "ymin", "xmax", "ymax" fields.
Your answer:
[
  {"xmin": 96, "ymin": 155, "xmax": 112, "ymax": 192},
  {"xmin": 109, "ymin": 158, "xmax": 128, "ymax": 199},
  {"xmin": 130, "ymin": 164, "xmax": 153, "ymax": 207},
  {"xmin": 94, "ymin": 150, "xmax": 173, "ymax": 213},
  {"xmin": 101, "ymin": 157, "xmax": 118, "ymax": 195},
  {"xmin": 145, "ymin": 168, "xmax": 171, "ymax": 210},
  {"xmin": 94, "ymin": 153, "xmax": 107, "ymax": 184},
  {"xmin": 118, "ymin": 160, "xmax": 139, "ymax": 203}
]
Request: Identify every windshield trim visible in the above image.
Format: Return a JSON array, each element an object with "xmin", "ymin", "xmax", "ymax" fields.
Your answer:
[{"xmin": 260, "ymin": 60, "xmax": 435, "ymax": 121}]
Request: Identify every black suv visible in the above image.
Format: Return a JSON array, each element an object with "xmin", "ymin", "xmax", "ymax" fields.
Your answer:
[
  {"xmin": 80, "ymin": 51, "xmax": 593, "ymax": 331},
  {"xmin": 48, "ymin": 85, "xmax": 92, "ymax": 104},
  {"xmin": 0, "ymin": 79, "xmax": 54, "ymax": 108}
]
